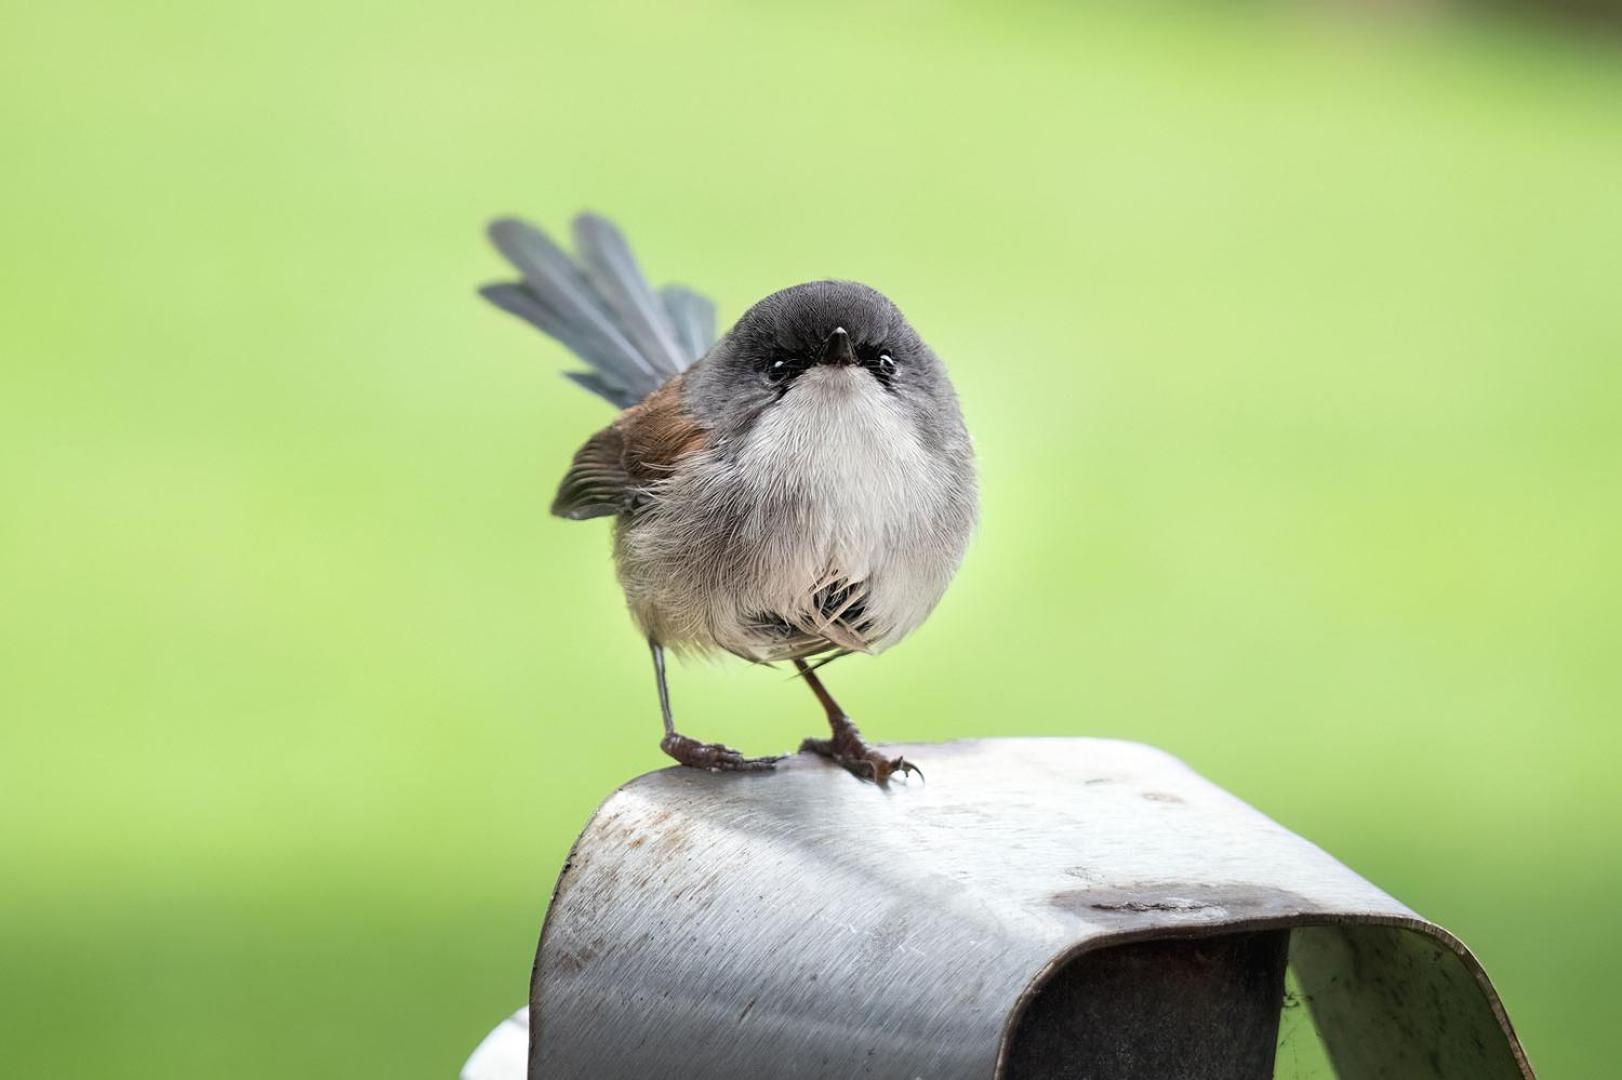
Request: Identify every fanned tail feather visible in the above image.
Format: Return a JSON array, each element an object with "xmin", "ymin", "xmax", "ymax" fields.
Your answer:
[
  {"xmin": 481, "ymin": 213, "xmax": 716, "ymax": 407},
  {"xmin": 660, "ymin": 286, "xmax": 716, "ymax": 365}
]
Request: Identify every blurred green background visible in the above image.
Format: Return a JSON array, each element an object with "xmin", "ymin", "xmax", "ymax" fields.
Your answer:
[{"xmin": 2, "ymin": 1, "xmax": 1617, "ymax": 1075}]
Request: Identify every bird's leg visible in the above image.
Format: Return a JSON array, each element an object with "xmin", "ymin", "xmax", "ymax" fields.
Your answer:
[
  {"xmin": 651, "ymin": 640, "xmax": 779, "ymax": 772},
  {"xmin": 795, "ymin": 660, "xmax": 920, "ymax": 785}
]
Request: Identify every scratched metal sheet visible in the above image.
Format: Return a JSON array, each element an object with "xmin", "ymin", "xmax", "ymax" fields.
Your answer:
[{"xmin": 525, "ymin": 737, "xmax": 1532, "ymax": 1079}]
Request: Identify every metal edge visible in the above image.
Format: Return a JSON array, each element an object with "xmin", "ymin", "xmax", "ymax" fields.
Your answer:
[
  {"xmin": 526, "ymin": 759, "xmax": 684, "ymax": 1076},
  {"xmin": 991, "ymin": 913, "xmax": 1535, "ymax": 1080}
]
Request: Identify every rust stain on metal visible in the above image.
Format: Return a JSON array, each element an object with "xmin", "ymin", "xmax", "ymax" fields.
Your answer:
[{"xmin": 1052, "ymin": 882, "xmax": 1324, "ymax": 924}]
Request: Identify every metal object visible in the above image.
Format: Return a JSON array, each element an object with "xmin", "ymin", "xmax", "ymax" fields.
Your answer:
[{"xmin": 467, "ymin": 737, "xmax": 1534, "ymax": 1078}]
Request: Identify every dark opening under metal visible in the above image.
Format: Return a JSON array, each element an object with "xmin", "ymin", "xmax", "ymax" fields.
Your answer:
[{"xmin": 1004, "ymin": 930, "xmax": 1291, "ymax": 1079}]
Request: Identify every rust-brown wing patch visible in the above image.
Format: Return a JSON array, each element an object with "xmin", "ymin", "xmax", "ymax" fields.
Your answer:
[
  {"xmin": 550, "ymin": 374, "xmax": 709, "ymax": 521},
  {"xmin": 619, "ymin": 376, "xmax": 709, "ymax": 487}
]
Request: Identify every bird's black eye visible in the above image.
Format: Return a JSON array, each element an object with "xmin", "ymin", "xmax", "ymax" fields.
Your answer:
[
  {"xmin": 860, "ymin": 348, "xmax": 897, "ymax": 390},
  {"xmin": 764, "ymin": 354, "xmax": 806, "ymax": 388}
]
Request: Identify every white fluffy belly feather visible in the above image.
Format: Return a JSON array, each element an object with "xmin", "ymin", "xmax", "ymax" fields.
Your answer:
[{"xmin": 616, "ymin": 366, "xmax": 971, "ymax": 660}]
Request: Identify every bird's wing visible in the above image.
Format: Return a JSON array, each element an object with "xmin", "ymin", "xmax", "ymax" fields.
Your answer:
[
  {"xmin": 481, "ymin": 214, "xmax": 716, "ymax": 409},
  {"xmin": 550, "ymin": 375, "xmax": 709, "ymax": 520},
  {"xmin": 550, "ymin": 426, "xmax": 631, "ymax": 520}
]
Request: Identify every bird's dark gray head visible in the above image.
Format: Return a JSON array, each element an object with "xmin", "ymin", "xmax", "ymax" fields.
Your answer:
[
  {"xmin": 725, "ymin": 280, "xmax": 919, "ymax": 389},
  {"xmin": 684, "ymin": 280, "xmax": 959, "ymax": 444}
]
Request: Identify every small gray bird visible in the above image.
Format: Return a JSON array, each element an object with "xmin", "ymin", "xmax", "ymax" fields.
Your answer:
[{"xmin": 481, "ymin": 213, "xmax": 976, "ymax": 783}]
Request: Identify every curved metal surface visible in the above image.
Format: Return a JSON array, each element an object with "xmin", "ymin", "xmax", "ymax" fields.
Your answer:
[{"xmin": 528, "ymin": 737, "xmax": 1532, "ymax": 1079}]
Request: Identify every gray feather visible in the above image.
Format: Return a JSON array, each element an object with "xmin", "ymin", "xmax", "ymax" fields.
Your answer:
[
  {"xmin": 481, "ymin": 285, "xmax": 640, "ymax": 406},
  {"xmin": 571, "ymin": 214, "xmax": 689, "ymax": 378},
  {"xmin": 479, "ymin": 285, "xmax": 612, "ymax": 379},
  {"xmin": 563, "ymin": 372, "xmax": 640, "ymax": 410},
  {"xmin": 482, "ymin": 214, "xmax": 714, "ymax": 408},
  {"xmin": 660, "ymin": 285, "xmax": 717, "ymax": 363},
  {"xmin": 487, "ymin": 220, "xmax": 656, "ymax": 384}
]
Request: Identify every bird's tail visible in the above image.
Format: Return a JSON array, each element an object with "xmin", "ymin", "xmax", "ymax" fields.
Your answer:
[{"xmin": 480, "ymin": 213, "xmax": 716, "ymax": 408}]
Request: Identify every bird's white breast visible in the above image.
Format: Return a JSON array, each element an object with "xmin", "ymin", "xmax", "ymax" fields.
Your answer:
[
  {"xmin": 724, "ymin": 367, "xmax": 963, "ymax": 653},
  {"xmin": 617, "ymin": 366, "xmax": 973, "ymax": 660},
  {"xmin": 738, "ymin": 367, "xmax": 933, "ymax": 575}
]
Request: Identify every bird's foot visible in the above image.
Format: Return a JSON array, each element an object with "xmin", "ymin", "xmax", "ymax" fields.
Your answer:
[
  {"xmin": 661, "ymin": 732, "xmax": 781, "ymax": 773},
  {"xmin": 799, "ymin": 716, "xmax": 921, "ymax": 786}
]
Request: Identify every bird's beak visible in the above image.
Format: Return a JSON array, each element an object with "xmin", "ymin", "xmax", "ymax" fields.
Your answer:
[{"xmin": 821, "ymin": 327, "xmax": 856, "ymax": 367}]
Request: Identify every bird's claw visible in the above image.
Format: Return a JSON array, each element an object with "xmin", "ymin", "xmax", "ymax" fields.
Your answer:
[
  {"xmin": 889, "ymin": 756, "xmax": 924, "ymax": 784},
  {"xmin": 854, "ymin": 753, "xmax": 922, "ymax": 785},
  {"xmin": 662, "ymin": 732, "xmax": 781, "ymax": 772},
  {"xmin": 799, "ymin": 728, "xmax": 921, "ymax": 787}
]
